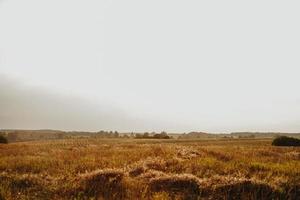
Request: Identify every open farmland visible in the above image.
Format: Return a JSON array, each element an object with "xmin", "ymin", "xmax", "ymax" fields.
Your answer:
[{"xmin": 0, "ymin": 138, "xmax": 300, "ymax": 200}]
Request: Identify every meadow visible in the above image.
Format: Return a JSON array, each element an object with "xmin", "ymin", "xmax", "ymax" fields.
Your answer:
[{"xmin": 0, "ymin": 138, "xmax": 299, "ymax": 200}]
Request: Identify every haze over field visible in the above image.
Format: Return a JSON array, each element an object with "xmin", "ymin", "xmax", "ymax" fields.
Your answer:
[{"xmin": 1, "ymin": 0, "xmax": 300, "ymax": 132}]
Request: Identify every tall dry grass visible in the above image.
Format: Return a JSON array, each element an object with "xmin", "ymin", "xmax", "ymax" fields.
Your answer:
[{"xmin": 0, "ymin": 138, "xmax": 299, "ymax": 199}]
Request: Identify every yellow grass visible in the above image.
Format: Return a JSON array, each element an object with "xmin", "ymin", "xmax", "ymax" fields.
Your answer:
[{"xmin": 0, "ymin": 138, "xmax": 299, "ymax": 199}]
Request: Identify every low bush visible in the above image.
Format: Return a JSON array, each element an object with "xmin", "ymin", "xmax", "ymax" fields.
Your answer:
[
  {"xmin": 272, "ymin": 136, "xmax": 300, "ymax": 147},
  {"xmin": 0, "ymin": 135, "xmax": 8, "ymax": 144}
]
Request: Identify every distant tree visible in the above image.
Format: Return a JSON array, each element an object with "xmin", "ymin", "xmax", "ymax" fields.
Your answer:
[
  {"xmin": 160, "ymin": 131, "xmax": 170, "ymax": 139},
  {"xmin": 153, "ymin": 134, "xmax": 161, "ymax": 139},
  {"xmin": 114, "ymin": 131, "xmax": 119, "ymax": 138},
  {"xmin": 143, "ymin": 132, "xmax": 149, "ymax": 138},
  {"xmin": 134, "ymin": 132, "xmax": 170, "ymax": 139},
  {"xmin": 153, "ymin": 132, "xmax": 170, "ymax": 139},
  {"xmin": 135, "ymin": 133, "xmax": 143, "ymax": 138},
  {"xmin": 56, "ymin": 133, "xmax": 64, "ymax": 139},
  {"xmin": 161, "ymin": 131, "xmax": 168, "ymax": 136},
  {"xmin": 7, "ymin": 132, "xmax": 18, "ymax": 142},
  {"xmin": 0, "ymin": 135, "xmax": 8, "ymax": 144}
]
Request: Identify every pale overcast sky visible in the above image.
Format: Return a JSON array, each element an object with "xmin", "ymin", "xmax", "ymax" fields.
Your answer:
[{"xmin": 1, "ymin": 0, "xmax": 300, "ymax": 132}]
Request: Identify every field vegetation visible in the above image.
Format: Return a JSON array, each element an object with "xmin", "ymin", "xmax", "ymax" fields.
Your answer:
[{"xmin": 0, "ymin": 138, "xmax": 300, "ymax": 199}]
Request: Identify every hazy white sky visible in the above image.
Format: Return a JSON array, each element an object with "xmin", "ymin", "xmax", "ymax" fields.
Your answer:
[{"xmin": 1, "ymin": 0, "xmax": 300, "ymax": 132}]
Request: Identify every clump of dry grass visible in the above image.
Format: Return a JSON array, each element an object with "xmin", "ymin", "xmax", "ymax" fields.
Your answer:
[
  {"xmin": 138, "ymin": 169, "xmax": 167, "ymax": 180},
  {"xmin": 79, "ymin": 169, "xmax": 126, "ymax": 199},
  {"xmin": 129, "ymin": 165, "xmax": 146, "ymax": 177},
  {"xmin": 128, "ymin": 157, "xmax": 167, "ymax": 177},
  {"xmin": 284, "ymin": 151, "xmax": 300, "ymax": 160},
  {"xmin": 0, "ymin": 172, "xmax": 53, "ymax": 200},
  {"xmin": 202, "ymin": 149, "xmax": 233, "ymax": 162},
  {"xmin": 176, "ymin": 147, "xmax": 202, "ymax": 159},
  {"xmin": 197, "ymin": 175, "xmax": 299, "ymax": 199},
  {"xmin": 211, "ymin": 180, "xmax": 277, "ymax": 200},
  {"xmin": 148, "ymin": 174, "xmax": 202, "ymax": 200}
]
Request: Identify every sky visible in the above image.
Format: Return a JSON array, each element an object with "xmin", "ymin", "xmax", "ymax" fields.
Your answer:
[{"xmin": 1, "ymin": 0, "xmax": 300, "ymax": 133}]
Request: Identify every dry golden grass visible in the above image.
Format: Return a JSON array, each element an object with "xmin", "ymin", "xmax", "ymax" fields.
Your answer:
[{"xmin": 0, "ymin": 138, "xmax": 300, "ymax": 199}]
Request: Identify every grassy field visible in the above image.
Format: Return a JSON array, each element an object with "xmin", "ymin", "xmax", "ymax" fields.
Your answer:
[{"xmin": 0, "ymin": 138, "xmax": 300, "ymax": 200}]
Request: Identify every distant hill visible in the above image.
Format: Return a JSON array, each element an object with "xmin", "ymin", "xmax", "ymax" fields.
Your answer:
[
  {"xmin": 178, "ymin": 132, "xmax": 215, "ymax": 139},
  {"xmin": 0, "ymin": 129, "xmax": 122, "ymax": 142},
  {"xmin": 0, "ymin": 129, "xmax": 65, "ymax": 142},
  {"xmin": 1, "ymin": 129, "xmax": 300, "ymax": 142},
  {"xmin": 178, "ymin": 131, "xmax": 300, "ymax": 139},
  {"xmin": 231, "ymin": 132, "xmax": 300, "ymax": 138}
]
